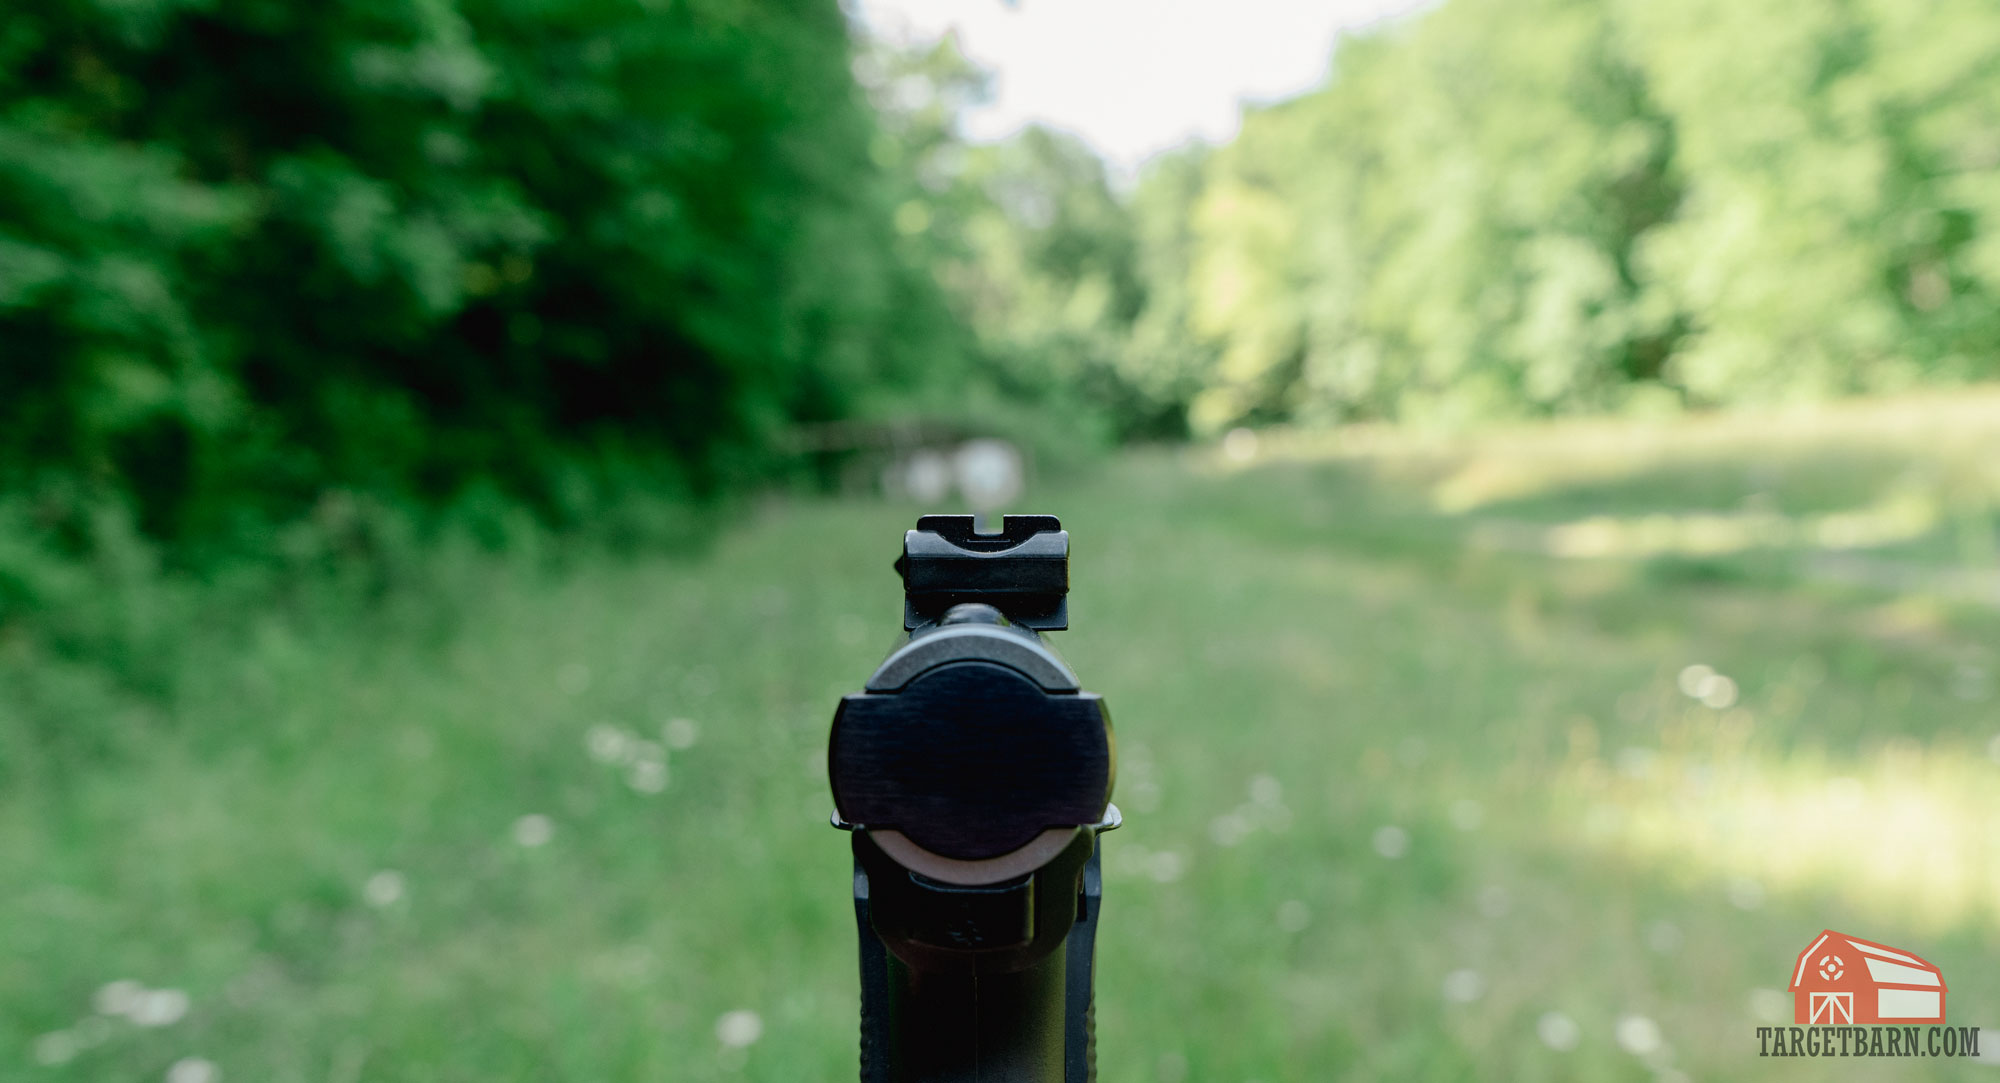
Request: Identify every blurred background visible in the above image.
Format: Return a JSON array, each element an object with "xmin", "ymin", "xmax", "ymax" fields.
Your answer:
[{"xmin": 4, "ymin": 0, "xmax": 1999, "ymax": 1079}]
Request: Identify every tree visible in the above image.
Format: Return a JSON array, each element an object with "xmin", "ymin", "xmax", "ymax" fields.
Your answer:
[
  {"xmin": 1133, "ymin": 0, "xmax": 2000, "ymax": 430},
  {"xmin": 0, "ymin": 0, "xmax": 961, "ymax": 560}
]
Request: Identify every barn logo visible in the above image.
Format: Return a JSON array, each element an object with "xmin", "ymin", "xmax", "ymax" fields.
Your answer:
[
  {"xmin": 1792, "ymin": 929, "xmax": 1943, "ymax": 1024},
  {"xmin": 1757, "ymin": 929, "xmax": 1981, "ymax": 1059}
]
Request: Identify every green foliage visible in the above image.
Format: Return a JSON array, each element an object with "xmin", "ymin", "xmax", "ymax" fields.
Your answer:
[
  {"xmin": 0, "ymin": 0, "xmax": 962, "ymax": 566},
  {"xmin": 952, "ymin": 128, "xmax": 1150, "ymax": 432},
  {"xmin": 854, "ymin": 36, "xmax": 1180, "ymax": 443},
  {"xmin": 1132, "ymin": 0, "xmax": 2000, "ymax": 431}
]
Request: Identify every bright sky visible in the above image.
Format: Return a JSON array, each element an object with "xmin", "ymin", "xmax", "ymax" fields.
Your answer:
[{"xmin": 850, "ymin": 0, "xmax": 1434, "ymax": 174}]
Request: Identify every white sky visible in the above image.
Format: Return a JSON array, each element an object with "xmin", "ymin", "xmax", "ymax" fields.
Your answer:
[{"xmin": 850, "ymin": 0, "xmax": 1434, "ymax": 175}]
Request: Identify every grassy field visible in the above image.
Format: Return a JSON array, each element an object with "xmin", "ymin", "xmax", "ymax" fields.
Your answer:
[{"xmin": 7, "ymin": 392, "xmax": 2000, "ymax": 1082}]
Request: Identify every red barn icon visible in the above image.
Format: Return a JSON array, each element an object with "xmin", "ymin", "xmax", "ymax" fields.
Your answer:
[{"xmin": 1790, "ymin": 930, "xmax": 1945, "ymax": 1025}]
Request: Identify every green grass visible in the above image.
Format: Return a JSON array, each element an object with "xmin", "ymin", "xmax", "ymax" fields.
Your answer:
[{"xmin": 7, "ymin": 392, "xmax": 2000, "ymax": 1082}]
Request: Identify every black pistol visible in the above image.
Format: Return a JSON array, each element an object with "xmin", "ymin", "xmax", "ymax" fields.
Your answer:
[{"xmin": 828, "ymin": 514, "xmax": 1119, "ymax": 1082}]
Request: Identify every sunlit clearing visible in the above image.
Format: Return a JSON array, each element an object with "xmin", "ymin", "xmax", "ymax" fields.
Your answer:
[
  {"xmin": 1425, "ymin": 389, "xmax": 2000, "ymax": 514},
  {"xmin": 1471, "ymin": 490, "xmax": 1942, "ymax": 560},
  {"xmin": 1555, "ymin": 736, "xmax": 2000, "ymax": 932}
]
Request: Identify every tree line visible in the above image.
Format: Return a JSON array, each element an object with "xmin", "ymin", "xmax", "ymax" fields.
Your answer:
[
  {"xmin": 5, "ymin": 0, "xmax": 1997, "ymax": 593},
  {"xmin": 947, "ymin": 0, "xmax": 2000, "ymax": 434},
  {"xmin": 2, "ymin": 0, "xmax": 979, "ymax": 581}
]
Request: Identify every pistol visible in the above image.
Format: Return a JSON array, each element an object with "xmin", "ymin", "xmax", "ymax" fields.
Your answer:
[{"xmin": 828, "ymin": 514, "xmax": 1119, "ymax": 1082}]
